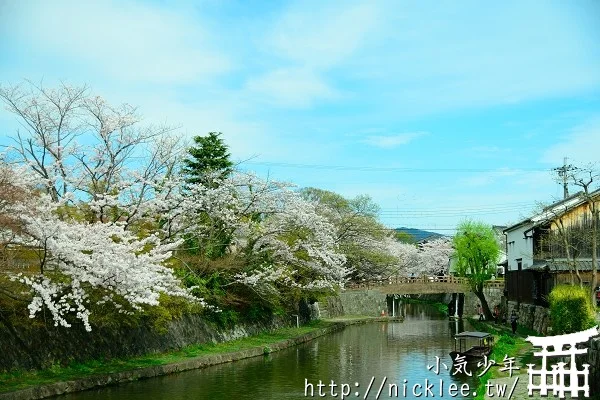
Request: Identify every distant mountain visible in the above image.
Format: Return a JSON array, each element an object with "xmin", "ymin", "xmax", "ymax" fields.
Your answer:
[{"xmin": 394, "ymin": 227, "xmax": 446, "ymax": 242}]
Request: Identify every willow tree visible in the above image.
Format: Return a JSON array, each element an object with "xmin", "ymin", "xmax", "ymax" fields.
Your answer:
[{"xmin": 453, "ymin": 220, "xmax": 499, "ymax": 320}]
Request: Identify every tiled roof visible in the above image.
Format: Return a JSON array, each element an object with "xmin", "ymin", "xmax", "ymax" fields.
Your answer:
[
  {"xmin": 530, "ymin": 259, "xmax": 598, "ymax": 271},
  {"xmin": 505, "ymin": 189, "xmax": 600, "ymax": 233}
]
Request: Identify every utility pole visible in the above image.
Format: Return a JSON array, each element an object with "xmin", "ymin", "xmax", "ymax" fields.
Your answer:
[{"xmin": 553, "ymin": 157, "xmax": 574, "ymax": 199}]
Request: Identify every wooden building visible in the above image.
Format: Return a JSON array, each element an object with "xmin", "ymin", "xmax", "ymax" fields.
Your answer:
[{"xmin": 503, "ymin": 189, "xmax": 600, "ymax": 307}]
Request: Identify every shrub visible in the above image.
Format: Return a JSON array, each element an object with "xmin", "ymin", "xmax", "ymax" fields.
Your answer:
[
  {"xmin": 549, "ymin": 285, "xmax": 596, "ymax": 334},
  {"xmin": 205, "ymin": 309, "xmax": 240, "ymax": 329}
]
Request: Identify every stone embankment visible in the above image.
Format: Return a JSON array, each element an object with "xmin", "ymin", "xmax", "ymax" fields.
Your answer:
[
  {"xmin": 506, "ymin": 301, "xmax": 550, "ymax": 334},
  {"xmin": 319, "ymin": 288, "xmax": 504, "ymax": 319},
  {"xmin": 0, "ymin": 317, "xmax": 402, "ymax": 400},
  {"xmin": 0, "ymin": 313, "xmax": 286, "ymax": 372}
]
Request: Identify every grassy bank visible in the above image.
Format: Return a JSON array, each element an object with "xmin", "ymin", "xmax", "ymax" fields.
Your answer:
[
  {"xmin": 0, "ymin": 320, "xmax": 332, "ymax": 394},
  {"xmin": 467, "ymin": 319, "xmax": 535, "ymax": 400}
]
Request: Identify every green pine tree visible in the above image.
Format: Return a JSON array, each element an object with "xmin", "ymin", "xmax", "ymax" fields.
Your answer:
[
  {"xmin": 181, "ymin": 132, "xmax": 234, "ymax": 259},
  {"xmin": 182, "ymin": 132, "xmax": 233, "ymax": 185}
]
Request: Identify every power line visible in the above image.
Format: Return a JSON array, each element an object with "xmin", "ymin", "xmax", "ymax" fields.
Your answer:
[
  {"xmin": 381, "ymin": 215, "xmax": 518, "ymax": 220},
  {"xmin": 353, "ymin": 226, "xmax": 459, "ymax": 232},
  {"xmin": 379, "ymin": 201, "xmax": 535, "ymax": 212},
  {"xmin": 376, "ymin": 205, "xmax": 534, "ymax": 219},
  {"xmin": 241, "ymin": 161, "xmax": 551, "ymax": 173},
  {"xmin": 379, "ymin": 209, "xmax": 530, "ymax": 216},
  {"xmin": 380, "ymin": 207, "xmax": 531, "ymax": 212}
]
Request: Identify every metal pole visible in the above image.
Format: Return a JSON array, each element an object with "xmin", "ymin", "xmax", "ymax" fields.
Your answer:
[
  {"xmin": 563, "ymin": 157, "xmax": 569, "ymax": 199},
  {"xmin": 455, "ymin": 295, "xmax": 458, "ymax": 318}
]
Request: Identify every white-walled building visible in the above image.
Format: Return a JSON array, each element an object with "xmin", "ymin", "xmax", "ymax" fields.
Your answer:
[{"xmin": 503, "ymin": 189, "xmax": 600, "ymax": 306}]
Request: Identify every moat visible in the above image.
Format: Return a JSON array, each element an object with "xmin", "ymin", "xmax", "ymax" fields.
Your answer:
[{"xmin": 61, "ymin": 303, "xmax": 477, "ymax": 400}]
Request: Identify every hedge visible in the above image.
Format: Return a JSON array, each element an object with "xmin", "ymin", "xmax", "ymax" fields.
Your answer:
[{"xmin": 548, "ymin": 284, "xmax": 596, "ymax": 334}]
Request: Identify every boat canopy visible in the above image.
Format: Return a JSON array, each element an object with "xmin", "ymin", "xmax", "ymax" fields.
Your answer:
[{"xmin": 454, "ymin": 331, "xmax": 491, "ymax": 339}]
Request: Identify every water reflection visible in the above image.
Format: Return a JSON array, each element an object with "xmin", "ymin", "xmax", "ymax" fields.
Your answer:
[{"xmin": 61, "ymin": 303, "xmax": 478, "ymax": 400}]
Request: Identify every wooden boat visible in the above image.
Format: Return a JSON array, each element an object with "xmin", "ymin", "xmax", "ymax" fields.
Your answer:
[{"xmin": 450, "ymin": 331, "xmax": 494, "ymax": 362}]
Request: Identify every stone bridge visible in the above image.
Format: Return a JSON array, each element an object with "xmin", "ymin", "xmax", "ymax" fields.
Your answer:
[
  {"xmin": 346, "ymin": 276, "xmax": 504, "ymax": 295},
  {"xmin": 319, "ymin": 276, "xmax": 505, "ymax": 319}
]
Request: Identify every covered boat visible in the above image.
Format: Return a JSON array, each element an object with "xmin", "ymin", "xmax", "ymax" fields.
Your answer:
[{"xmin": 450, "ymin": 331, "xmax": 494, "ymax": 362}]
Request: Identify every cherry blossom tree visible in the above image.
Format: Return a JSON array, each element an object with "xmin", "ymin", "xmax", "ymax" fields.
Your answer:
[
  {"xmin": 88, "ymin": 170, "xmax": 351, "ymax": 308},
  {"xmin": 299, "ymin": 188, "xmax": 396, "ymax": 280},
  {"xmin": 149, "ymin": 173, "xmax": 349, "ymax": 298},
  {"xmin": 418, "ymin": 237, "xmax": 454, "ymax": 276},
  {"xmin": 381, "ymin": 236, "xmax": 453, "ymax": 278},
  {"xmin": 0, "ymin": 80, "xmax": 185, "ymax": 226},
  {"xmin": 384, "ymin": 237, "xmax": 420, "ymax": 277},
  {"xmin": 239, "ymin": 187, "xmax": 348, "ymax": 294},
  {"xmin": 0, "ymin": 166, "xmax": 199, "ymax": 331},
  {"xmin": 0, "ymin": 82, "xmax": 351, "ymax": 330}
]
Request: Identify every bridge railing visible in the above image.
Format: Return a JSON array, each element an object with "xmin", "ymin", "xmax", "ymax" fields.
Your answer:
[{"xmin": 346, "ymin": 275, "xmax": 504, "ymax": 290}]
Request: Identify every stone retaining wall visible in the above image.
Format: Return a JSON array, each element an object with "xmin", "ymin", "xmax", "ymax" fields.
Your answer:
[
  {"xmin": 317, "ymin": 296, "xmax": 344, "ymax": 319},
  {"xmin": 316, "ymin": 290, "xmax": 390, "ymax": 318},
  {"xmin": 0, "ymin": 313, "xmax": 284, "ymax": 372},
  {"xmin": 336, "ymin": 290, "xmax": 387, "ymax": 316},
  {"xmin": 0, "ymin": 318, "xmax": 399, "ymax": 400},
  {"xmin": 587, "ymin": 336, "xmax": 600, "ymax": 396},
  {"xmin": 507, "ymin": 300, "xmax": 550, "ymax": 334},
  {"xmin": 463, "ymin": 288, "xmax": 503, "ymax": 317},
  {"xmin": 320, "ymin": 288, "xmax": 505, "ymax": 320}
]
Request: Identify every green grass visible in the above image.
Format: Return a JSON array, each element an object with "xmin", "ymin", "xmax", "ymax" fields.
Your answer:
[
  {"xmin": 468, "ymin": 319, "xmax": 535, "ymax": 400},
  {"xmin": 0, "ymin": 320, "xmax": 330, "ymax": 394}
]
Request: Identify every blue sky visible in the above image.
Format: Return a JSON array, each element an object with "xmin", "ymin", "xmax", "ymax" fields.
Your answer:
[{"xmin": 1, "ymin": 0, "xmax": 599, "ymax": 233}]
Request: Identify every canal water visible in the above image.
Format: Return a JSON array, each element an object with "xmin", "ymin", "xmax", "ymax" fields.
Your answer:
[{"xmin": 61, "ymin": 303, "xmax": 479, "ymax": 399}]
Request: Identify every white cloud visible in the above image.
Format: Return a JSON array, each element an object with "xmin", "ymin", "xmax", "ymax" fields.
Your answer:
[
  {"xmin": 5, "ymin": 0, "xmax": 598, "ymax": 116},
  {"xmin": 108, "ymin": 91, "xmax": 273, "ymax": 162},
  {"xmin": 342, "ymin": 1, "xmax": 600, "ymax": 116},
  {"xmin": 267, "ymin": 2, "xmax": 379, "ymax": 69},
  {"xmin": 248, "ymin": 1, "xmax": 379, "ymax": 108},
  {"xmin": 363, "ymin": 132, "xmax": 427, "ymax": 149},
  {"xmin": 245, "ymin": 68, "xmax": 340, "ymax": 108},
  {"xmin": 8, "ymin": 0, "xmax": 230, "ymax": 84},
  {"xmin": 541, "ymin": 117, "xmax": 600, "ymax": 165}
]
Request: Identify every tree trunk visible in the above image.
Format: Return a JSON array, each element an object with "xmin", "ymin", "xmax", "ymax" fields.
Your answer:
[
  {"xmin": 560, "ymin": 219, "xmax": 581, "ymax": 286},
  {"xmin": 565, "ymin": 240, "xmax": 583, "ymax": 287},
  {"xmin": 457, "ymin": 293, "xmax": 464, "ymax": 318},
  {"xmin": 569, "ymin": 269, "xmax": 574, "ymax": 285},
  {"xmin": 474, "ymin": 284, "xmax": 493, "ymax": 320},
  {"xmin": 573, "ymin": 256, "xmax": 583, "ymax": 288}
]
